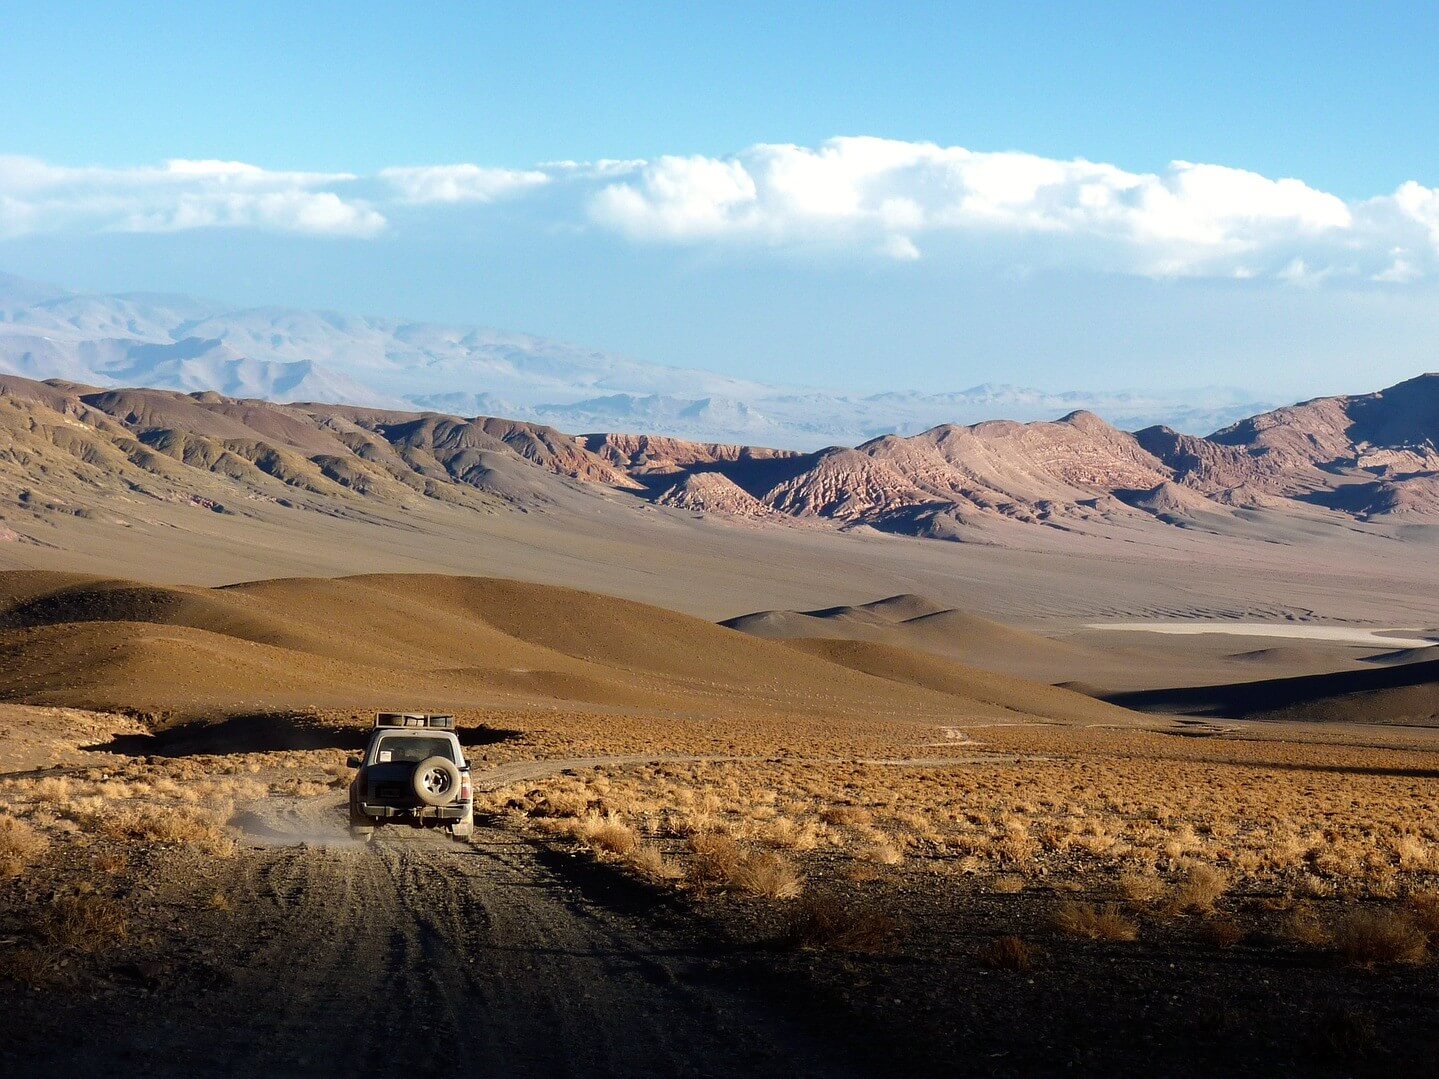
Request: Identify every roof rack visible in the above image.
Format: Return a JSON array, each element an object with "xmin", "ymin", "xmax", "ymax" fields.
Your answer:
[{"xmin": 374, "ymin": 712, "xmax": 456, "ymax": 730}]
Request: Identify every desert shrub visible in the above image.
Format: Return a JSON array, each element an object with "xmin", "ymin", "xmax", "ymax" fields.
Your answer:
[
  {"xmin": 977, "ymin": 935, "xmax": 1037, "ymax": 970},
  {"xmin": 1280, "ymin": 903, "xmax": 1334, "ymax": 949},
  {"xmin": 1115, "ymin": 870, "xmax": 1164, "ymax": 903},
  {"xmin": 1168, "ymin": 863, "xmax": 1228, "ymax": 914},
  {"xmin": 784, "ymin": 894, "xmax": 896, "ymax": 952},
  {"xmin": 39, "ymin": 894, "xmax": 129, "ymax": 954},
  {"xmin": 575, "ymin": 812, "xmax": 639, "ymax": 857},
  {"xmin": 1197, "ymin": 917, "xmax": 1245, "ymax": 948},
  {"xmin": 96, "ymin": 804, "xmax": 235, "ymax": 857},
  {"xmin": 688, "ymin": 831, "xmax": 743, "ymax": 887},
  {"xmin": 0, "ymin": 814, "xmax": 47, "ymax": 877},
  {"xmin": 732, "ymin": 851, "xmax": 804, "ymax": 900},
  {"xmin": 625, "ymin": 844, "xmax": 683, "ymax": 883},
  {"xmin": 1406, "ymin": 891, "xmax": 1439, "ymax": 937},
  {"xmin": 1048, "ymin": 901, "xmax": 1138, "ymax": 942},
  {"xmin": 1333, "ymin": 909, "xmax": 1427, "ymax": 967},
  {"xmin": 989, "ymin": 874, "xmax": 1026, "ymax": 894},
  {"xmin": 820, "ymin": 805, "xmax": 870, "ymax": 828}
]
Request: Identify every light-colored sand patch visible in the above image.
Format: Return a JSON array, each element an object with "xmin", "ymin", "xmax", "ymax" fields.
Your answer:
[{"xmin": 1084, "ymin": 622, "xmax": 1437, "ymax": 648}]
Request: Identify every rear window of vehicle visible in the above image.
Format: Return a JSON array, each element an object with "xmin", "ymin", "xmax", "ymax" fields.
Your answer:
[{"xmin": 372, "ymin": 735, "xmax": 457, "ymax": 765}]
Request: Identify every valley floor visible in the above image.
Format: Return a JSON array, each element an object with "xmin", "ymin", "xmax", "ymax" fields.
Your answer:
[{"xmin": 4, "ymin": 703, "xmax": 1439, "ymax": 1076}]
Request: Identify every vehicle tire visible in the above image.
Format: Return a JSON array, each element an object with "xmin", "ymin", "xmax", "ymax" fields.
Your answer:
[
  {"xmin": 450, "ymin": 821, "xmax": 473, "ymax": 841},
  {"xmin": 349, "ymin": 824, "xmax": 375, "ymax": 842},
  {"xmin": 412, "ymin": 756, "xmax": 462, "ymax": 807}
]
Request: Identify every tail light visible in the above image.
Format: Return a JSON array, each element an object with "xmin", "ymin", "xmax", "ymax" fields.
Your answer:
[{"xmin": 460, "ymin": 773, "xmax": 472, "ymax": 803}]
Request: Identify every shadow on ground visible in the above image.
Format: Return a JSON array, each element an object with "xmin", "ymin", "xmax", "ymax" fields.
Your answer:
[{"xmin": 85, "ymin": 712, "xmax": 522, "ymax": 757}]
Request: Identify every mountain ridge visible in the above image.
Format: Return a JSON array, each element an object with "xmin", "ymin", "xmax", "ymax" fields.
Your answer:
[
  {"xmin": 0, "ymin": 271, "xmax": 1275, "ymax": 447},
  {"xmin": 0, "ymin": 368, "xmax": 1432, "ymax": 565}
]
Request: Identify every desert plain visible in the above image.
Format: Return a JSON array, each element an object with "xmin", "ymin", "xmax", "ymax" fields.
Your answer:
[{"xmin": 0, "ymin": 375, "xmax": 1437, "ymax": 1076}]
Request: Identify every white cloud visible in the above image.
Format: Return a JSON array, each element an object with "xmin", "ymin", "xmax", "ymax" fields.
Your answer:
[
  {"xmin": 3, "ymin": 142, "xmax": 1439, "ymax": 283},
  {"xmin": 379, "ymin": 164, "xmax": 549, "ymax": 204},
  {"xmin": 0, "ymin": 156, "xmax": 384, "ymax": 238},
  {"xmin": 580, "ymin": 137, "xmax": 1439, "ymax": 280}
]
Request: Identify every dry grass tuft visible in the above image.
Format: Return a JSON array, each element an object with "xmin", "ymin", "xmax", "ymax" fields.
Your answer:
[
  {"xmin": 97, "ymin": 804, "xmax": 235, "ymax": 857},
  {"xmin": 732, "ymin": 851, "xmax": 805, "ymax": 900},
  {"xmin": 1406, "ymin": 891, "xmax": 1439, "ymax": 938},
  {"xmin": 686, "ymin": 833, "xmax": 803, "ymax": 898},
  {"xmin": 1115, "ymin": 870, "xmax": 1164, "ymax": 904},
  {"xmin": 575, "ymin": 812, "xmax": 639, "ymax": 857},
  {"xmin": 0, "ymin": 947, "xmax": 62, "ymax": 989},
  {"xmin": 1280, "ymin": 903, "xmax": 1334, "ymax": 949},
  {"xmin": 625, "ymin": 844, "xmax": 683, "ymax": 883},
  {"xmin": 977, "ymin": 935, "xmax": 1037, "ymax": 970},
  {"xmin": 1197, "ymin": 917, "xmax": 1245, "ymax": 948},
  {"xmin": 819, "ymin": 805, "xmax": 871, "ymax": 828},
  {"xmin": 206, "ymin": 891, "xmax": 231, "ymax": 912},
  {"xmin": 1049, "ymin": 901, "xmax": 1138, "ymax": 942},
  {"xmin": 1332, "ymin": 909, "xmax": 1427, "ymax": 967},
  {"xmin": 0, "ymin": 814, "xmax": 47, "ymax": 878},
  {"xmin": 989, "ymin": 874, "xmax": 1026, "ymax": 894},
  {"xmin": 39, "ymin": 894, "xmax": 129, "ymax": 954},
  {"xmin": 688, "ymin": 832, "xmax": 745, "ymax": 891},
  {"xmin": 860, "ymin": 839, "xmax": 903, "ymax": 866},
  {"xmin": 1168, "ymin": 863, "xmax": 1228, "ymax": 914},
  {"xmin": 1318, "ymin": 1007, "xmax": 1378, "ymax": 1058},
  {"xmin": 784, "ymin": 893, "xmax": 896, "ymax": 952}
]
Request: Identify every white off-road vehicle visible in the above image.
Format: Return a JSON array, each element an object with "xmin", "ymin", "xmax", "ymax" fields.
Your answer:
[{"xmin": 347, "ymin": 713, "xmax": 474, "ymax": 841}]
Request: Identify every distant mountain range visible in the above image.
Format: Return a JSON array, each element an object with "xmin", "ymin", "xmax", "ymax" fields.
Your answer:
[
  {"xmin": 0, "ymin": 271, "xmax": 1274, "ymax": 447},
  {"xmin": 0, "ymin": 370, "xmax": 1432, "ymax": 564}
]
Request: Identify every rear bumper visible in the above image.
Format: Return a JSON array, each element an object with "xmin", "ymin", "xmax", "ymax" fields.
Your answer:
[{"xmin": 355, "ymin": 802, "xmax": 468, "ymax": 822}]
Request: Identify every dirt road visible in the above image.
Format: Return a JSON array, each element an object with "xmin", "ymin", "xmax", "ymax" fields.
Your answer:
[{"xmin": 5, "ymin": 781, "xmax": 882, "ymax": 1078}]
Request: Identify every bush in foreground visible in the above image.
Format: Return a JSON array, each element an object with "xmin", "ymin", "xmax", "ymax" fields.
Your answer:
[
  {"xmin": 784, "ymin": 893, "xmax": 896, "ymax": 953},
  {"xmin": 1048, "ymin": 901, "xmax": 1138, "ymax": 942}
]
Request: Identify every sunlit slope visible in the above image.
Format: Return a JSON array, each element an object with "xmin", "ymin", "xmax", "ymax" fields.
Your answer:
[
  {"xmin": 783, "ymin": 638, "xmax": 1139, "ymax": 724},
  {"xmin": 0, "ymin": 571, "xmax": 1139, "ymax": 724}
]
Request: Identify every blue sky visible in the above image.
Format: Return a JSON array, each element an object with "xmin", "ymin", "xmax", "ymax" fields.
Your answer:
[{"xmin": 3, "ymin": 1, "xmax": 1438, "ymax": 398}]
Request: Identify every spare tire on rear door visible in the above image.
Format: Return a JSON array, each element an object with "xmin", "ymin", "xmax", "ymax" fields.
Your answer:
[{"xmin": 412, "ymin": 756, "xmax": 461, "ymax": 806}]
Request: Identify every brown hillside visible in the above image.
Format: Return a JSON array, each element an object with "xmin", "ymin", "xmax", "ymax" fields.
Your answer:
[
  {"xmin": 783, "ymin": 638, "xmax": 1138, "ymax": 724},
  {"xmin": 0, "ymin": 571, "xmax": 1136, "ymax": 725}
]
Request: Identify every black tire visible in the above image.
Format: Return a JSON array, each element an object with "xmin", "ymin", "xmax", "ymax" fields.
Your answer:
[{"xmin": 412, "ymin": 756, "xmax": 462, "ymax": 807}]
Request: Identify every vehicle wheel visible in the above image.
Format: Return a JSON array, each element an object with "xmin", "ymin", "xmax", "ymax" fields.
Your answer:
[
  {"xmin": 412, "ymin": 757, "xmax": 462, "ymax": 807},
  {"xmin": 450, "ymin": 822, "xmax": 473, "ymax": 841},
  {"xmin": 349, "ymin": 824, "xmax": 375, "ymax": 842}
]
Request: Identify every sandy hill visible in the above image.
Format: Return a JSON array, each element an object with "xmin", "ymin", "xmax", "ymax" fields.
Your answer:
[
  {"xmin": 0, "ymin": 571, "xmax": 1138, "ymax": 727},
  {"xmin": 782, "ymin": 638, "xmax": 1135, "ymax": 724},
  {"xmin": 722, "ymin": 594, "xmax": 1101, "ymax": 682}
]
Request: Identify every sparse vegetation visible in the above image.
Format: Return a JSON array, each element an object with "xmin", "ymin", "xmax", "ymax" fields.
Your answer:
[
  {"xmin": 784, "ymin": 893, "xmax": 896, "ymax": 952},
  {"xmin": 1049, "ymin": 901, "xmax": 1138, "ymax": 942},
  {"xmin": 1168, "ymin": 863, "xmax": 1228, "ymax": 914},
  {"xmin": 978, "ymin": 935, "xmax": 1037, "ymax": 970},
  {"xmin": 732, "ymin": 851, "xmax": 805, "ymax": 900},
  {"xmin": 0, "ymin": 813, "xmax": 46, "ymax": 877},
  {"xmin": 39, "ymin": 893, "xmax": 129, "ymax": 954},
  {"xmin": 1332, "ymin": 909, "xmax": 1427, "ymax": 967}
]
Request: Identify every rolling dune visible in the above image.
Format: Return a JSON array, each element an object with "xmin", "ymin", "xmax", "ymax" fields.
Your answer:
[{"xmin": 0, "ymin": 571, "xmax": 1134, "ymax": 726}]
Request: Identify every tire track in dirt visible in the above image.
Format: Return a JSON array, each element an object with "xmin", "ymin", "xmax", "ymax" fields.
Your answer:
[{"xmin": 78, "ymin": 783, "xmax": 870, "ymax": 1078}]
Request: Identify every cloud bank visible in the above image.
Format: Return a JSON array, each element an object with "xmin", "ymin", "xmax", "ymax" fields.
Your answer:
[
  {"xmin": 0, "ymin": 156, "xmax": 385, "ymax": 238},
  {"xmin": 3, "ymin": 139, "xmax": 1438, "ymax": 282}
]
